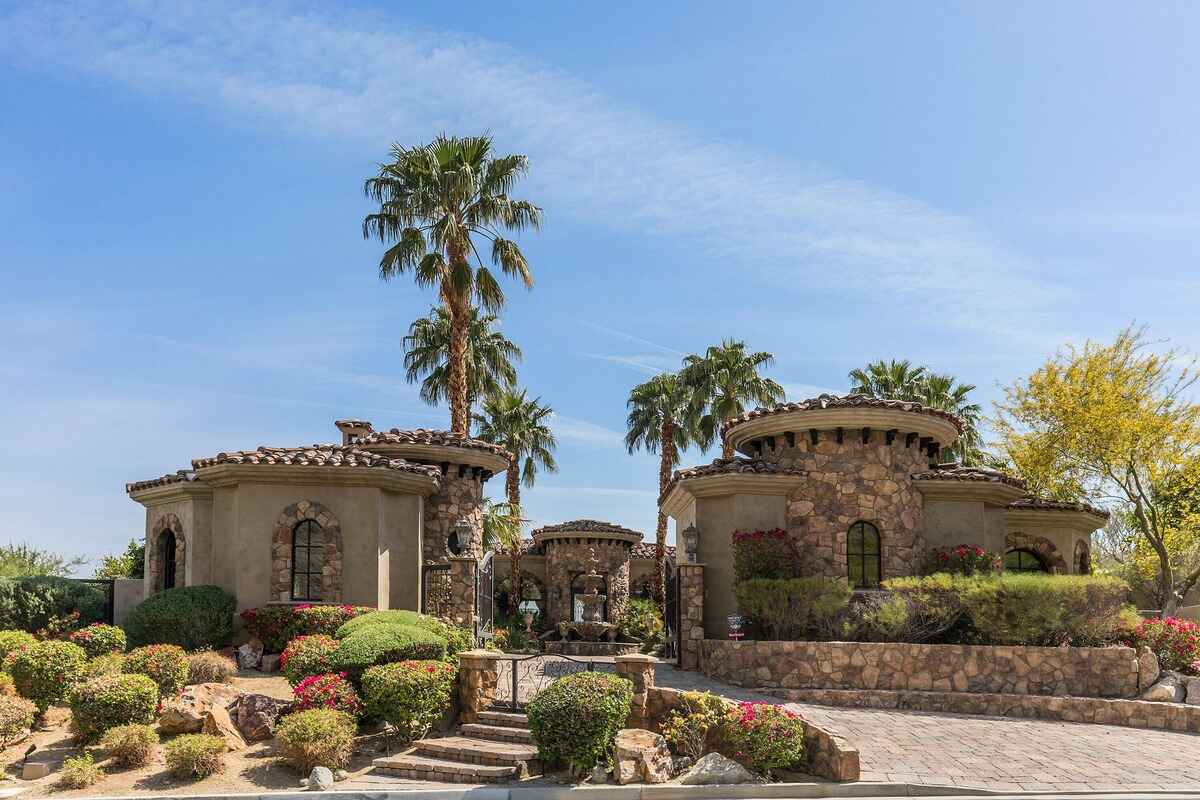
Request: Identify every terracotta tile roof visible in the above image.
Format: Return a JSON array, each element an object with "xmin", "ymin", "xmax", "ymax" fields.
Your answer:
[
  {"xmin": 1008, "ymin": 497, "xmax": 1110, "ymax": 519},
  {"xmin": 532, "ymin": 519, "xmax": 644, "ymax": 538},
  {"xmin": 661, "ymin": 457, "xmax": 806, "ymax": 502},
  {"xmin": 357, "ymin": 428, "xmax": 512, "ymax": 461},
  {"xmin": 125, "ymin": 470, "xmax": 197, "ymax": 494},
  {"xmin": 190, "ymin": 445, "xmax": 442, "ymax": 480},
  {"xmin": 631, "ymin": 542, "xmax": 676, "ymax": 561},
  {"xmin": 911, "ymin": 463, "xmax": 1026, "ymax": 489},
  {"xmin": 722, "ymin": 393, "xmax": 964, "ymax": 436}
]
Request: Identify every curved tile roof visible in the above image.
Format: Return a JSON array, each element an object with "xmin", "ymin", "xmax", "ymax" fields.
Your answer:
[
  {"xmin": 495, "ymin": 539, "xmax": 673, "ymax": 561},
  {"xmin": 911, "ymin": 463, "xmax": 1026, "ymax": 489},
  {"xmin": 532, "ymin": 519, "xmax": 644, "ymax": 538},
  {"xmin": 125, "ymin": 470, "xmax": 197, "ymax": 494},
  {"xmin": 190, "ymin": 445, "xmax": 442, "ymax": 480},
  {"xmin": 722, "ymin": 393, "xmax": 965, "ymax": 436},
  {"xmin": 357, "ymin": 428, "xmax": 512, "ymax": 461},
  {"xmin": 1008, "ymin": 497, "xmax": 1110, "ymax": 519},
  {"xmin": 662, "ymin": 457, "xmax": 807, "ymax": 502}
]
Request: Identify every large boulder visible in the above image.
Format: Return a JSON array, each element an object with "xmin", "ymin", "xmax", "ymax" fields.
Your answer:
[
  {"xmin": 1142, "ymin": 671, "xmax": 1185, "ymax": 703},
  {"xmin": 235, "ymin": 694, "xmax": 290, "ymax": 742},
  {"xmin": 1184, "ymin": 676, "xmax": 1200, "ymax": 706},
  {"xmin": 1138, "ymin": 646, "xmax": 1161, "ymax": 692},
  {"xmin": 203, "ymin": 705, "xmax": 247, "ymax": 751},
  {"xmin": 677, "ymin": 752, "xmax": 761, "ymax": 785},
  {"xmin": 613, "ymin": 728, "xmax": 672, "ymax": 785},
  {"xmin": 159, "ymin": 682, "xmax": 242, "ymax": 734},
  {"xmin": 237, "ymin": 639, "xmax": 264, "ymax": 670},
  {"xmin": 307, "ymin": 767, "xmax": 334, "ymax": 791}
]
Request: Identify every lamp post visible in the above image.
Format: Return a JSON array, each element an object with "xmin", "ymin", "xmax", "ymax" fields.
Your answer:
[{"xmin": 681, "ymin": 524, "xmax": 699, "ymax": 563}]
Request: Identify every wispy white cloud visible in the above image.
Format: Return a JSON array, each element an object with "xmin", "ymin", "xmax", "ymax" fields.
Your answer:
[
  {"xmin": 780, "ymin": 382, "xmax": 840, "ymax": 400},
  {"xmin": 584, "ymin": 353, "xmax": 676, "ymax": 375},
  {"xmin": 0, "ymin": 0, "xmax": 1059, "ymax": 342}
]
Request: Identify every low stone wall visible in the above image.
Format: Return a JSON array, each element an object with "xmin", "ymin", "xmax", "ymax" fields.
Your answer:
[
  {"xmin": 545, "ymin": 640, "xmax": 640, "ymax": 657},
  {"xmin": 701, "ymin": 639, "xmax": 1140, "ymax": 698},
  {"xmin": 770, "ymin": 687, "xmax": 1200, "ymax": 734}
]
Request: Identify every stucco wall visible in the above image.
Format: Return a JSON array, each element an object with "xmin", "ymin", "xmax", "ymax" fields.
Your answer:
[{"xmin": 143, "ymin": 495, "xmax": 211, "ymax": 595}]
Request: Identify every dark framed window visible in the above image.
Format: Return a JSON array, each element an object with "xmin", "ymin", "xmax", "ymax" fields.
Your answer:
[
  {"xmin": 158, "ymin": 531, "xmax": 176, "ymax": 591},
  {"xmin": 847, "ymin": 521, "xmax": 881, "ymax": 589},
  {"xmin": 1004, "ymin": 548, "xmax": 1047, "ymax": 573},
  {"xmin": 291, "ymin": 520, "xmax": 324, "ymax": 601},
  {"xmin": 570, "ymin": 572, "xmax": 608, "ymax": 622}
]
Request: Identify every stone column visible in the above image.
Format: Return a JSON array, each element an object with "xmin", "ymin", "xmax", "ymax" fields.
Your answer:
[
  {"xmin": 457, "ymin": 649, "xmax": 500, "ymax": 723},
  {"xmin": 678, "ymin": 564, "xmax": 705, "ymax": 671},
  {"xmin": 615, "ymin": 653, "xmax": 657, "ymax": 729},
  {"xmin": 445, "ymin": 557, "xmax": 478, "ymax": 630}
]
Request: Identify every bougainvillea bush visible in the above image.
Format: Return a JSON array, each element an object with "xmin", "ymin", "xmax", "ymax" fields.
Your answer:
[
  {"xmin": 8, "ymin": 639, "xmax": 88, "ymax": 712},
  {"xmin": 293, "ymin": 672, "xmax": 363, "ymax": 718},
  {"xmin": 69, "ymin": 623, "xmax": 127, "ymax": 658},
  {"xmin": 67, "ymin": 674, "xmax": 159, "ymax": 742},
  {"xmin": 526, "ymin": 671, "xmax": 633, "ymax": 773},
  {"xmin": 361, "ymin": 660, "xmax": 456, "ymax": 742},
  {"xmin": 123, "ymin": 644, "xmax": 189, "ymax": 697},
  {"xmin": 732, "ymin": 528, "xmax": 801, "ymax": 582},
  {"xmin": 281, "ymin": 635, "xmax": 340, "ymax": 686},
  {"xmin": 1128, "ymin": 616, "xmax": 1200, "ymax": 673},
  {"xmin": 923, "ymin": 544, "xmax": 1001, "ymax": 576},
  {"xmin": 240, "ymin": 604, "xmax": 373, "ymax": 653},
  {"xmin": 724, "ymin": 702, "xmax": 806, "ymax": 778}
]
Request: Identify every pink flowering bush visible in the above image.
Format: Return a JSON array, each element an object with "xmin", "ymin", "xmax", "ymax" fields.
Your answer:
[
  {"xmin": 732, "ymin": 528, "xmax": 801, "ymax": 582},
  {"xmin": 280, "ymin": 635, "xmax": 339, "ymax": 686},
  {"xmin": 723, "ymin": 702, "xmax": 806, "ymax": 778},
  {"xmin": 292, "ymin": 672, "xmax": 363, "ymax": 718},
  {"xmin": 924, "ymin": 544, "xmax": 1000, "ymax": 576},
  {"xmin": 69, "ymin": 623, "xmax": 127, "ymax": 658},
  {"xmin": 1128, "ymin": 616, "xmax": 1200, "ymax": 673},
  {"xmin": 361, "ymin": 660, "xmax": 457, "ymax": 743},
  {"xmin": 240, "ymin": 604, "xmax": 373, "ymax": 653}
]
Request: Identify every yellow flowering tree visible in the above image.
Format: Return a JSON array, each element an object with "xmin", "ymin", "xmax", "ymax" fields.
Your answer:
[{"xmin": 993, "ymin": 325, "xmax": 1200, "ymax": 613}]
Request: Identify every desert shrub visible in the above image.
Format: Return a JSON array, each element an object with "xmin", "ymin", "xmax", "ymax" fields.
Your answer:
[
  {"xmin": 8, "ymin": 639, "xmax": 88, "ymax": 711},
  {"xmin": 1128, "ymin": 616, "xmax": 1200, "ymax": 672},
  {"xmin": 0, "ymin": 694, "xmax": 35, "ymax": 745},
  {"xmin": 68, "ymin": 673, "xmax": 159, "ymax": 741},
  {"xmin": 734, "ymin": 577, "xmax": 852, "ymax": 640},
  {"xmin": 275, "ymin": 708, "xmax": 356, "ymax": 774},
  {"xmin": 0, "ymin": 674, "xmax": 13, "ymax": 697},
  {"xmin": 83, "ymin": 653, "xmax": 127, "ymax": 680},
  {"xmin": 330, "ymin": 626, "xmax": 447, "ymax": 676},
  {"xmin": 59, "ymin": 753, "xmax": 103, "ymax": 788},
  {"xmin": 0, "ymin": 630, "xmax": 35, "ymax": 662},
  {"xmin": 361, "ymin": 660, "xmax": 455, "ymax": 741},
  {"xmin": 281, "ymin": 635, "xmax": 340, "ymax": 686},
  {"xmin": 123, "ymin": 585, "xmax": 235, "ymax": 650},
  {"xmin": 69, "ymin": 623, "xmax": 127, "ymax": 658},
  {"xmin": 0, "ymin": 576, "xmax": 106, "ymax": 633},
  {"xmin": 240, "ymin": 604, "xmax": 374, "ymax": 653},
  {"xmin": 723, "ymin": 702, "xmax": 806, "ymax": 778},
  {"xmin": 100, "ymin": 723, "xmax": 159, "ymax": 767},
  {"xmin": 527, "ymin": 671, "xmax": 633, "ymax": 772},
  {"xmin": 294, "ymin": 672, "xmax": 363, "ymax": 717},
  {"xmin": 617, "ymin": 597, "xmax": 665, "ymax": 653},
  {"xmin": 124, "ymin": 644, "xmax": 189, "ymax": 697},
  {"xmin": 961, "ymin": 573, "xmax": 1132, "ymax": 646},
  {"xmin": 660, "ymin": 691, "xmax": 732, "ymax": 760},
  {"xmin": 732, "ymin": 528, "xmax": 801, "ymax": 582},
  {"xmin": 924, "ymin": 544, "xmax": 1001, "ymax": 576},
  {"xmin": 164, "ymin": 733, "xmax": 226, "ymax": 779},
  {"xmin": 186, "ymin": 651, "xmax": 237, "ymax": 685}
]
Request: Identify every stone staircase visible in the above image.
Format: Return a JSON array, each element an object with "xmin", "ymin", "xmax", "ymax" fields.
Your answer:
[{"xmin": 372, "ymin": 710, "xmax": 540, "ymax": 784}]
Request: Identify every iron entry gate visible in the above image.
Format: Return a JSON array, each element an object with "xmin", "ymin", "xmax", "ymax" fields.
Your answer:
[
  {"xmin": 476, "ymin": 551, "xmax": 494, "ymax": 645},
  {"xmin": 420, "ymin": 563, "xmax": 451, "ymax": 616},
  {"xmin": 663, "ymin": 567, "xmax": 680, "ymax": 661},
  {"xmin": 72, "ymin": 578, "xmax": 115, "ymax": 625},
  {"xmin": 493, "ymin": 654, "xmax": 615, "ymax": 710}
]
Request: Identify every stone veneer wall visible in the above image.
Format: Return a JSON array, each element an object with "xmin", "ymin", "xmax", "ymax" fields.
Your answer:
[
  {"xmin": 678, "ymin": 564, "xmax": 705, "ymax": 670},
  {"xmin": 444, "ymin": 557, "xmax": 477, "ymax": 629},
  {"xmin": 423, "ymin": 471, "xmax": 485, "ymax": 562},
  {"xmin": 701, "ymin": 640, "xmax": 1140, "ymax": 699},
  {"xmin": 756, "ymin": 429, "xmax": 928, "ymax": 580},
  {"xmin": 544, "ymin": 538, "xmax": 631, "ymax": 624},
  {"xmin": 148, "ymin": 512, "xmax": 187, "ymax": 594}
]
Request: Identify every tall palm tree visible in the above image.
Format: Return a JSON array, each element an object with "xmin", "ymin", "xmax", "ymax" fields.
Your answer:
[
  {"xmin": 474, "ymin": 389, "xmax": 558, "ymax": 614},
  {"xmin": 625, "ymin": 373, "xmax": 701, "ymax": 612},
  {"xmin": 403, "ymin": 306, "xmax": 522, "ymax": 415},
  {"xmin": 363, "ymin": 134, "xmax": 541, "ymax": 435},
  {"xmin": 847, "ymin": 359, "xmax": 928, "ymax": 399},
  {"xmin": 681, "ymin": 340, "xmax": 786, "ymax": 458}
]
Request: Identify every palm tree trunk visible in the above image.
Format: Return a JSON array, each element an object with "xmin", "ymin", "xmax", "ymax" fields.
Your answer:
[
  {"xmin": 507, "ymin": 465, "xmax": 522, "ymax": 617},
  {"xmin": 656, "ymin": 420, "xmax": 676, "ymax": 619},
  {"xmin": 445, "ymin": 243, "xmax": 471, "ymax": 435},
  {"xmin": 722, "ymin": 440, "xmax": 734, "ymax": 459}
]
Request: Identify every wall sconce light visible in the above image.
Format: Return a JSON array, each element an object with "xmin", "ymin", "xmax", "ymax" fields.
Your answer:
[
  {"xmin": 448, "ymin": 518, "xmax": 471, "ymax": 556},
  {"xmin": 682, "ymin": 524, "xmax": 699, "ymax": 562}
]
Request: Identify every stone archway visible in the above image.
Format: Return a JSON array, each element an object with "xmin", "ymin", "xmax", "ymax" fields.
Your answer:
[
  {"xmin": 149, "ymin": 513, "xmax": 186, "ymax": 593},
  {"xmin": 1005, "ymin": 532, "xmax": 1067, "ymax": 574},
  {"xmin": 272, "ymin": 501, "xmax": 343, "ymax": 602},
  {"xmin": 1074, "ymin": 539, "xmax": 1092, "ymax": 575}
]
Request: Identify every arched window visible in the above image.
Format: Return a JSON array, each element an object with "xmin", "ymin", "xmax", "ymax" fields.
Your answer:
[
  {"xmin": 158, "ymin": 530, "xmax": 177, "ymax": 590},
  {"xmin": 847, "ymin": 521, "xmax": 881, "ymax": 589},
  {"xmin": 291, "ymin": 520, "xmax": 325, "ymax": 601},
  {"xmin": 1004, "ymin": 548, "xmax": 1047, "ymax": 573},
  {"xmin": 1074, "ymin": 540, "xmax": 1091, "ymax": 575},
  {"xmin": 570, "ymin": 572, "xmax": 608, "ymax": 622}
]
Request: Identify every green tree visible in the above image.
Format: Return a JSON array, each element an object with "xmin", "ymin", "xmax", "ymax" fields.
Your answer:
[
  {"xmin": 625, "ymin": 373, "xmax": 702, "ymax": 610},
  {"xmin": 0, "ymin": 543, "xmax": 85, "ymax": 578},
  {"xmin": 681, "ymin": 340, "xmax": 785, "ymax": 459},
  {"xmin": 403, "ymin": 306, "xmax": 522, "ymax": 415},
  {"xmin": 363, "ymin": 134, "xmax": 541, "ymax": 435},
  {"xmin": 482, "ymin": 499, "xmax": 527, "ymax": 616},
  {"xmin": 95, "ymin": 539, "xmax": 146, "ymax": 579},
  {"xmin": 847, "ymin": 359, "xmax": 928, "ymax": 399}
]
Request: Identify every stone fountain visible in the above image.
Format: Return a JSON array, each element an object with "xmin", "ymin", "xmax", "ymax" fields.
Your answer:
[{"xmin": 544, "ymin": 548, "xmax": 639, "ymax": 656}]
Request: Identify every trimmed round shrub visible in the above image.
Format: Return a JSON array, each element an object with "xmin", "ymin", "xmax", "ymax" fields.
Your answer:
[
  {"xmin": 164, "ymin": 733, "xmax": 226, "ymax": 779},
  {"xmin": 0, "ymin": 630, "xmax": 36, "ymax": 662},
  {"xmin": 1129, "ymin": 616, "xmax": 1200, "ymax": 672},
  {"xmin": 59, "ymin": 753, "xmax": 103, "ymax": 789},
  {"xmin": 0, "ymin": 694, "xmax": 35, "ymax": 746},
  {"xmin": 527, "ymin": 671, "xmax": 633, "ymax": 772},
  {"xmin": 361, "ymin": 660, "xmax": 455, "ymax": 742},
  {"xmin": 8, "ymin": 639, "xmax": 88, "ymax": 711},
  {"xmin": 83, "ymin": 653, "xmax": 127, "ymax": 680},
  {"xmin": 241, "ymin": 604, "xmax": 374, "ymax": 653},
  {"xmin": 281, "ymin": 635, "xmax": 339, "ymax": 686},
  {"xmin": 294, "ymin": 672, "xmax": 363, "ymax": 717},
  {"xmin": 68, "ymin": 673, "xmax": 159, "ymax": 741},
  {"xmin": 0, "ymin": 577, "xmax": 106, "ymax": 632},
  {"xmin": 276, "ymin": 708, "xmax": 356, "ymax": 774},
  {"xmin": 330, "ymin": 626, "xmax": 446, "ymax": 677},
  {"xmin": 100, "ymin": 723, "xmax": 159, "ymax": 767},
  {"xmin": 187, "ymin": 651, "xmax": 237, "ymax": 685},
  {"xmin": 123, "ymin": 585, "xmax": 235, "ymax": 650},
  {"xmin": 336, "ymin": 610, "xmax": 469, "ymax": 658},
  {"xmin": 723, "ymin": 701, "xmax": 806, "ymax": 778},
  {"xmin": 124, "ymin": 644, "xmax": 189, "ymax": 697},
  {"xmin": 69, "ymin": 623, "xmax": 127, "ymax": 658}
]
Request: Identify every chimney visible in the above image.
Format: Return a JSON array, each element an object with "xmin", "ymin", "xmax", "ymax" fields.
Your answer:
[{"xmin": 334, "ymin": 419, "xmax": 374, "ymax": 446}]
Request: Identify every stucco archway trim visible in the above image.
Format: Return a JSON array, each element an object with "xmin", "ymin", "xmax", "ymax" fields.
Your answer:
[
  {"xmin": 1005, "ymin": 531, "xmax": 1067, "ymax": 574},
  {"xmin": 272, "ymin": 500, "xmax": 343, "ymax": 602},
  {"xmin": 149, "ymin": 513, "xmax": 186, "ymax": 593}
]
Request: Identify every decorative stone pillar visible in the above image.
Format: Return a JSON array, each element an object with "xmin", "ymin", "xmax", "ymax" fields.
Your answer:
[
  {"xmin": 457, "ymin": 649, "xmax": 500, "ymax": 723},
  {"xmin": 678, "ymin": 564, "xmax": 705, "ymax": 671},
  {"xmin": 615, "ymin": 653, "xmax": 657, "ymax": 728},
  {"xmin": 445, "ymin": 557, "xmax": 477, "ymax": 630}
]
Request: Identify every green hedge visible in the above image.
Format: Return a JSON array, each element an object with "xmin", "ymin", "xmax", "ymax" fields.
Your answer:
[
  {"xmin": 0, "ymin": 577, "xmax": 106, "ymax": 632},
  {"xmin": 8, "ymin": 639, "xmax": 88, "ymax": 712},
  {"xmin": 123, "ymin": 585, "xmax": 235, "ymax": 650},
  {"xmin": 336, "ymin": 610, "xmax": 471, "ymax": 657},
  {"xmin": 329, "ymin": 625, "xmax": 446, "ymax": 676},
  {"xmin": 527, "ymin": 671, "xmax": 633, "ymax": 773},
  {"xmin": 734, "ymin": 577, "xmax": 852, "ymax": 640},
  {"xmin": 67, "ymin": 674, "xmax": 159, "ymax": 742}
]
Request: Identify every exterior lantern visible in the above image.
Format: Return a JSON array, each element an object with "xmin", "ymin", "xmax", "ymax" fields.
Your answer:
[
  {"xmin": 681, "ymin": 524, "xmax": 699, "ymax": 562},
  {"xmin": 448, "ymin": 517, "xmax": 471, "ymax": 556}
]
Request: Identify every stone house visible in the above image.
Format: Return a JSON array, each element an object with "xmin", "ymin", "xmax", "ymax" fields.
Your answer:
[{"xmin": 661, "ymin": 394, "xmax": 1108, "ymax": 639}]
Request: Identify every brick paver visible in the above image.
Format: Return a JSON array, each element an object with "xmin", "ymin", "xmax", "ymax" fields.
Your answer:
[{"xmin": 653, "ymin": 664, "xmax": 1200, "ymax": 792}]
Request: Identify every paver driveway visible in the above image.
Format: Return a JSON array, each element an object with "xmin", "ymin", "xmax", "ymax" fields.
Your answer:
[{"xmin": 654, "ymin": 664, "xmax": 1200, "ymax": 793}]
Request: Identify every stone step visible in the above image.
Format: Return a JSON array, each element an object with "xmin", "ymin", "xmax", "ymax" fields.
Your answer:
[
  {"xmin": 477, "ymin": 710, "xmax": 530, "ymax": 729},
  {"xmin": 373, "ymin": 752, "xmax": 515, "ymax": 784},
  {"xmin": 460, "ymin": 723, "xmax": 534, "ymax": 744},
  {"xmin": 414, "ymin": 735, "xmax": 540, "ymax": 770}
]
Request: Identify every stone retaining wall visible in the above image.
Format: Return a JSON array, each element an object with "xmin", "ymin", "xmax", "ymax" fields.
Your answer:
[{"xmin": 702, "ymin": 639, "xmax": 1140, "ymax": 698}]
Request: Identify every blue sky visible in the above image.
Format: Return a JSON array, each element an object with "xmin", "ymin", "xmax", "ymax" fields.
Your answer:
[{"xmin": 1, "ymin": 1, "xmax": 1197, "ymax": 570}]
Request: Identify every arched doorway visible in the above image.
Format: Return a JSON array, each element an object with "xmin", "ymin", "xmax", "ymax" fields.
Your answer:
[{"xmin": 159, "ymin": 530, "xmax": 177, "ymax": 590}]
